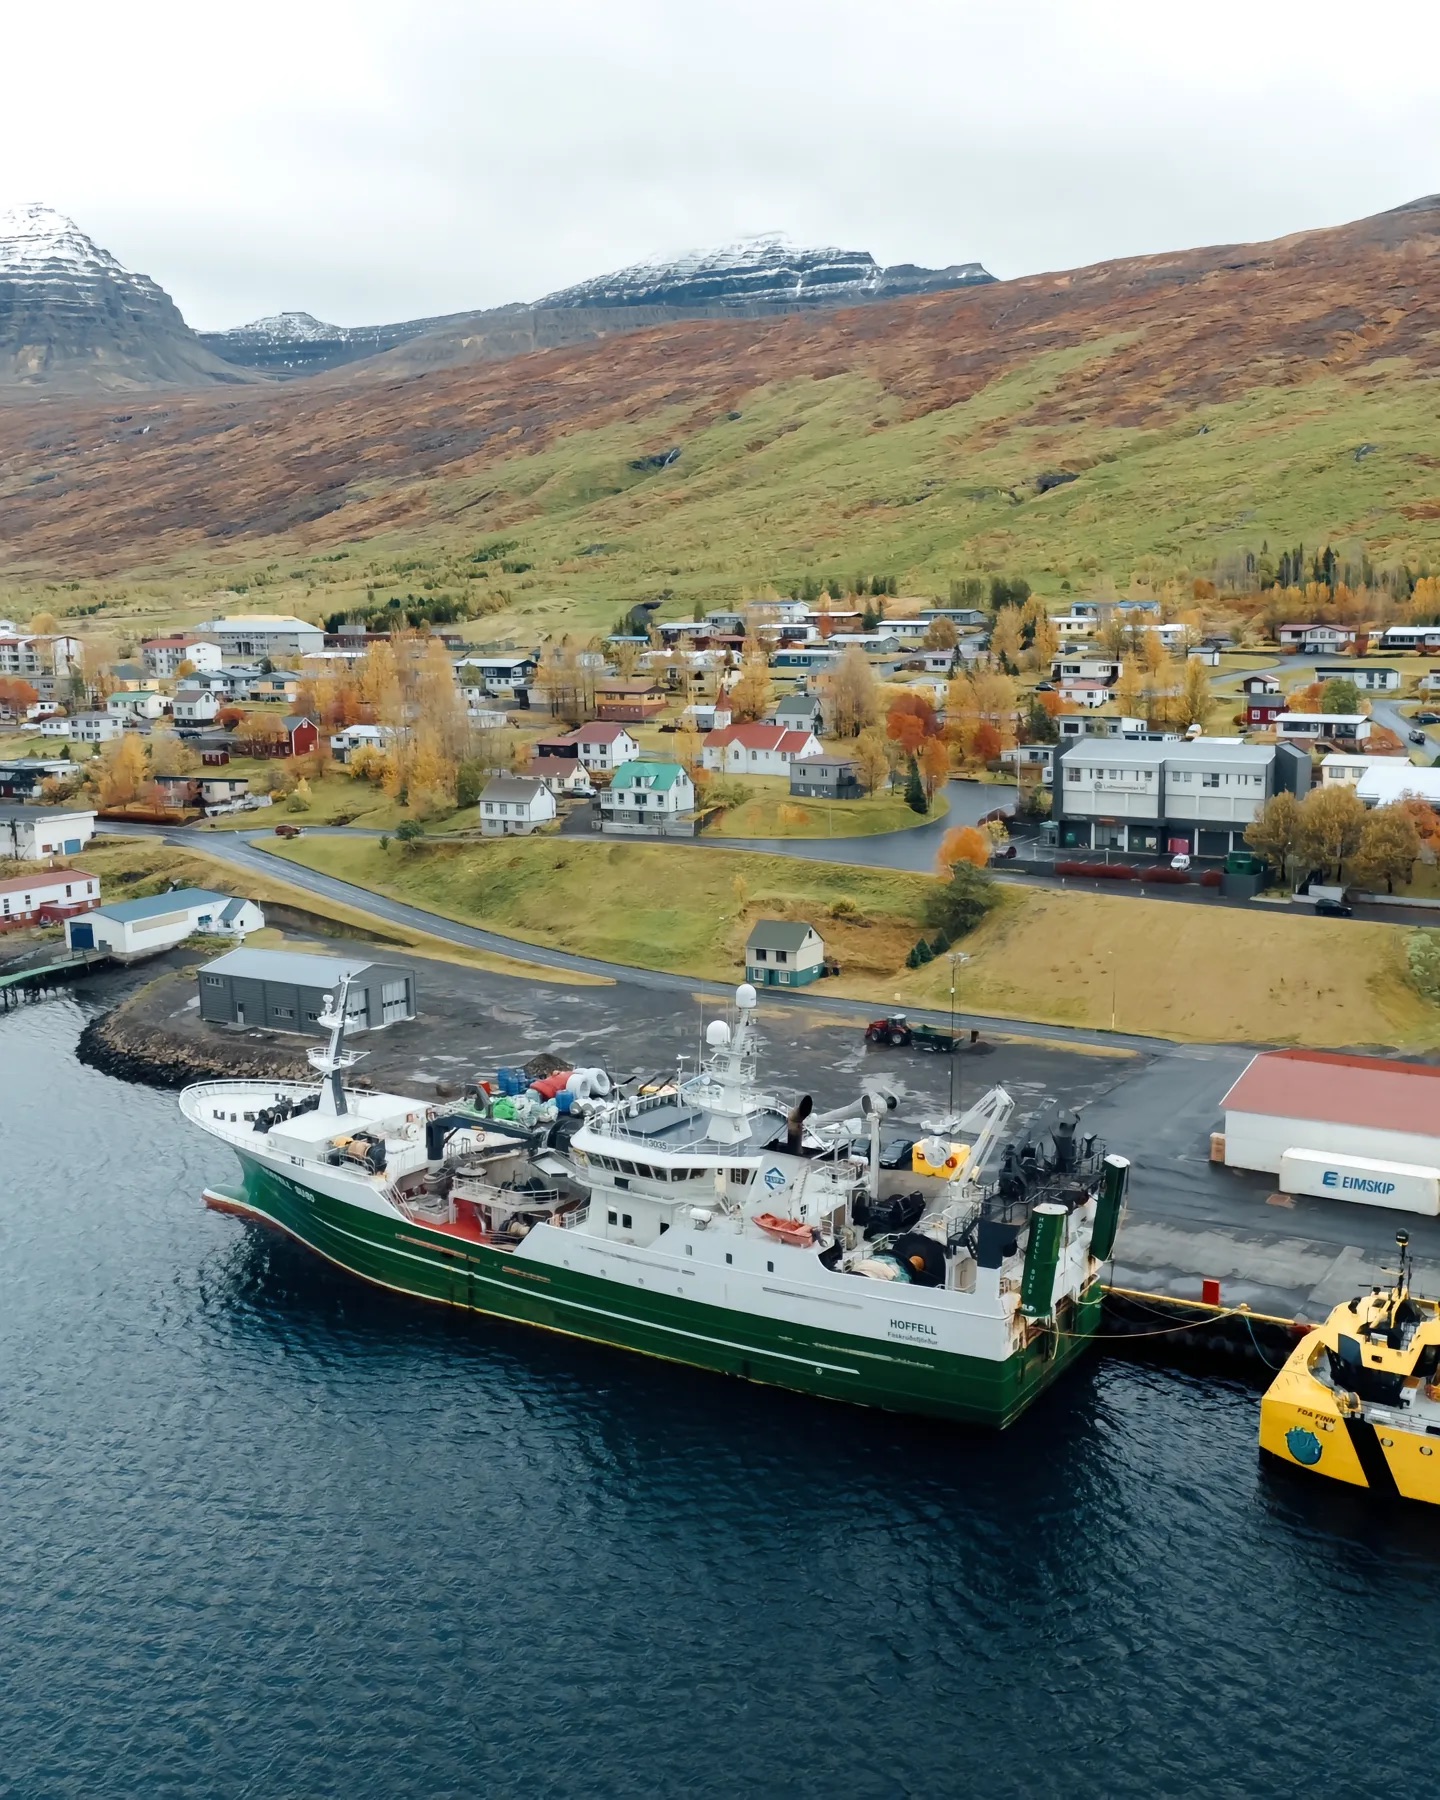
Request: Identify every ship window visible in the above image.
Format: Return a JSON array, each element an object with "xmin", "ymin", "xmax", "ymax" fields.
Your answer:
[
  {"xmin": 622, "ymin": 1213, "xmax": 632, "ymax": 1230},
  {"xmin": 607, "ymin": 1210, "xmax": 617, "ymax": 1225},
  {"xmin": 684, "ymin": 1243, "xmax": 691, "ymax": 1255},
  {"xmin": 659, "ymin": 1222, "xmax": 669, "ymax": 1235},
  {"xmin": 767, "ymin": 1261, "xmax": 774, "ymax": 1273},
  {"xmin": 725, "ymin": 1253, "xmax": 732, "ymax": 1265}
]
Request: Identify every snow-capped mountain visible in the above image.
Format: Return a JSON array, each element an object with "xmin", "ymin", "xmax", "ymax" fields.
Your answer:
[
  {"xmin": 0, "ymin": 203, "xmax": 252, "ymax": 395},
  {"xmin": 198, "ymin": 306, "xmax": 468, "ymax": 375},
  {"xmin": 539, "ymin": 232, "xmax": 994, "ymax": 310}
]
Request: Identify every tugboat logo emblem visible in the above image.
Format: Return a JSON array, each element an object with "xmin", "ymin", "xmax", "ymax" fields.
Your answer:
[
  {"xmin": 1285, "ymin": 1427, "xmax": 1323, "ymax": 1466},
  {"xmin": 763, "ymin": 1167, "xmax": 787, "ymax": 1191}
]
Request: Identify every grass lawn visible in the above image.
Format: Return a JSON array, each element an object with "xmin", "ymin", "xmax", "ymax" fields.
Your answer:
[
  {"xmin": 895, "ymin": 884, "xmax": 1440, "ymax": 1048},
  {"xmin": 265, "ymin": 834, "xmax": 930, "ymax": 981},
  {"xmin": 706, "ymin": 777, "xmax": 946, "ymax": 839}
]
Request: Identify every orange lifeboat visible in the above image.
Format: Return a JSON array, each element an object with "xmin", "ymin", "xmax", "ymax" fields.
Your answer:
[{"xmin": 753, "ymin": 1212, "xmax": 816, "ymax": 1247}]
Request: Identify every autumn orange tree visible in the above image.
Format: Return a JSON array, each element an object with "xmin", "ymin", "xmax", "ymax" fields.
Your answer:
[
  {"xmin": 936, "ymin": 825, "xmax": 991, "ymax": 872},
  {"xmin": 920, "ymin": 736, "xmax": 950, "ymax": 796},
  {"xmin": 886, "ymin": 691, "xmax": 939, "ymax": 755}
]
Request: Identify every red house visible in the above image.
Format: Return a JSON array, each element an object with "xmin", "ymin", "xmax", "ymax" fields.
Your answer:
[
  {"xmin": 0, "ymin": 867, "xmax": 100, "ymax": 930},
  {"xmin": 1245, "ymin": 695, "xmax": 1287, "ymax": 728},
  {"xmin": 283, "ymin": 715, "xmax": 320, "ymax": 757}
]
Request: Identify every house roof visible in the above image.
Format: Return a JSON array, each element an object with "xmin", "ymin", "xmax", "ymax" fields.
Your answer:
[
  {"xmin": 529, "ymin": 756, "xmax": 590, "ymax": 777},
  {"xmin": 796, "ymin": 755, "xmax": 859, "ymax": 772},
  {"xmin": 612, "ymin": 760, "xmax": 687, "ymax": 791},
  {"xmin": 705, "ymin": 724, "xmax": 818, "ymax": 753},
  {"xmin": 773, "ymin": 694, "xmax": 818, "ymax": 715},
  {"xmin": 746, "ymin": 919, "xmax": 818, "ymax": 952},
  {"xmin": 0, "ymin": 804, "xmax": 96, "ymax": 823},
  {"xmin": 0, "ymin": 867, "xmax": 93, "ymax": 895},
  {"xmin": 282, "ymin": 715, "xmax": 316, "ymax": 732},
  {"xmin": 94, "ymin": 888, "xmax": 230, "ymax": 923},
  {"xmin": 481, "ymin": 774, "xmax": 548, "ymax": 803},
  {"xmin": 574, "ymin": 723, "xmax": 636, "ymax": 743},
  {"xmin": 1220, "ymin": 1049, "xmax": 1440, "ymax": 1136}
]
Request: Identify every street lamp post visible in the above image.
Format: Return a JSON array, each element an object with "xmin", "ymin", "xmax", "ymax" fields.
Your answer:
[{"xmin": 948, "ymin": 951, "xmax": 970, "ymax": 1118}]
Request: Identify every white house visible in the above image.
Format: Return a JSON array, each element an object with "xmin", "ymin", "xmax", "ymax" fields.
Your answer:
[
  {"xmin": 1053, "ymin": 614, "xmax": 1100, "ymax": 641},
  {"xmin": 0, "ymin": 867, "xmax": 100, "ymax": 931},
  {"xmin": 528, "ymin": 755, "xmax": 596, "ymax": 797},
  {"xmin": 140, "ymin": 634, "xmax": 223, "ymax": 678},
  {"xmin": 1276, "ymin": 713, "xmax": 1372, "ymax": 746},
  {"xmin": 701, "ymin": 723, "xmax": 825, "ymax": 776},
  {"xmin": 682, "ymin": 697, "xmax": 733, "ymax": 732},
  {"xmin": 39, "ymin": 714, "xmax": 74, "ymax": 738},
  {"xmin": 106, "ymin": 688, "xmax": 171, "ymax": 722},
  {"xmin": 1320, "ymin": 757, "xmax": 1440, "ymax": 809},
  {"xmin": 65, "ymin": 711, "xmax": 125, "ymax": 745},
  {"xmin": 1276, "ymin": 623, "xmax": 1360, "ymax": 655},
  {"xmin": 193, "ymin": 615, "xmax": 325, "ymax": 660},
  {"xmin": 1055, "ymin": 678, "xmax": 1112, "ymax": 709},
  {"xmin": 597, "ymin": 760, "xmax": 697, "ymax": 836},
  {"xmin": 1315, "ymin": 664, "xmax": 1400, "ymax": 693},
  {"xmin": 0, "ymin": 805, "xmax": 97, "ymax": 860},
  {"xmin": 172, "ymin": 688, "xmax": 222, "ymax": 724},
  {"xmin": 478, "ymin": 773, "xmax": 557, "ymax": 836},
  {"xmin": 1381, "ymin": 627, "xmax": 1440, "ymax": 655},
  {"xmin": 770, "ymin": 693, "xmax": 826, "ymax": 735},
  {"xmin": 572, "ymin": 723, "xmax": 641, "ymax": 772},
  {"xmin": 66, "ymin": 888, "xmax": 264, "ymax": 958},
  {"xmin": 329, "ymin": 725, "xmax": 391, "ymax": 764},
  {"xmin": 745, "ymin": 919, "xmax": 827, "ymax": 988}
]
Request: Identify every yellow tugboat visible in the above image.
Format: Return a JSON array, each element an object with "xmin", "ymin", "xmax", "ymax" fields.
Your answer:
[{"xmin": 1260, "ymin": 1232, "xmax": 1440, "ymax": 1503}]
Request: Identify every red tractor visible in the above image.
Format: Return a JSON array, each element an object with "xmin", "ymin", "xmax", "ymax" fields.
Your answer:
[{"xmin": 864, "ymin": 1013, "xmax": 968, "ymax": 1052}]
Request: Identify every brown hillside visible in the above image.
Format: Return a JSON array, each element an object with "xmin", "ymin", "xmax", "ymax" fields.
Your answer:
[{"xmin": 1, "ymin": 197, "xmax": 1438, "ymax": 576}]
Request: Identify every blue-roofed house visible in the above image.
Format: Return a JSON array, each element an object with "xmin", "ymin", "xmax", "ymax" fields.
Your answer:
[{"xmin": 66, "ymin": 887, "xmax": 264, "ymax": 957}]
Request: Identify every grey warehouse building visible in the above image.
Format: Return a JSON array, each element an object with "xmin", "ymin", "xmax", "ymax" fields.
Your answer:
[{"xmin": 198, "ymin": 947, "xmax": 417, "ymax": 1035}]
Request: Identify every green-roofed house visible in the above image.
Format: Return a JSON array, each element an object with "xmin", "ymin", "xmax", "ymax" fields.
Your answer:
[
  {"xmin": 745, "ymin": 920, "xmax": 826, "ymax": 987},
  {"xmin": 597, "ymin": 759, "xmax": 697, "ymax": 837}
]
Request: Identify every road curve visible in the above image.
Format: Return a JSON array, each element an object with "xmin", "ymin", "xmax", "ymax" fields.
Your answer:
[{"xmin": 104, "ymin": 821, "xmax": 1178, "ymax": 1053}]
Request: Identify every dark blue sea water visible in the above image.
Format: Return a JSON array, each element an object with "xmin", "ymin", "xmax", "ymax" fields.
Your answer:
[{"xmin": 4, "ymin": 992, "xmax": 1440, "ymax": 1800}]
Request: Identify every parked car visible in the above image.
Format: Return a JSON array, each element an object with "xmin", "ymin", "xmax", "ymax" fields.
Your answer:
[
  {"xmin": 1315, "ymin": 897, "xmax": 1353, "ymax": 918},
  {"xmin": 274, "ymin": 822, "xmax": 303, "ymax": 838},
  {"xmin": 1411, "ymin": 730, "xmax": 1428, "ymax": 746},
  {"xmin": 1415, "ymin": 712, "xmax": 1440, "ymax": 725},
  {"xmin": 1170, "ymin": 852, "xmax": 1191, "ymax": 872}
]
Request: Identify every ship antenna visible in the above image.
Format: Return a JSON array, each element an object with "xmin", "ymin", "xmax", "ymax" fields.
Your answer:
[
  {"xmin": 308, "ymin": 974, "xmax": 368, "ymax": 1116},
  {"xmin": 1396, "ymin": 1229, "xmax": 1412, "ymax": 1302}
]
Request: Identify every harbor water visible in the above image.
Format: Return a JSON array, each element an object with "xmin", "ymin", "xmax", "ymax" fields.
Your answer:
[{"xmin": 5, "ymin": 992, "xmax": 1440, "ymax": 1799}]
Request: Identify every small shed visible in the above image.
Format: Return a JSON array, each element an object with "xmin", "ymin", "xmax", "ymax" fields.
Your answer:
[{"xmin": 745, "ymin": 920, "xmax": 826, "ymax": 987}]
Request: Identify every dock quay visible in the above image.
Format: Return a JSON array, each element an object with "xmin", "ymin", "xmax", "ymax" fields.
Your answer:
[{"xmin": 0, "ymin": 947, "xmax": 113, "ymax": 1006}]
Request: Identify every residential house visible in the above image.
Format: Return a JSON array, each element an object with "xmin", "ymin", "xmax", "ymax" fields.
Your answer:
[
  {"xmin": 770, "ymin": 692, "xmax": 825, "ymax": 735},
  {"xmin": 1380, "ymin": 626, "xmax": 1440, "ymax": 655},
  {"xmin": 789, "ymin": 755, "xmax": 865, "ymax": 799},
  {"xmin": 528, "ymin": 756, "xmax": 596, "ymax": 797},
  {"xmin": 199, "ymin": 775, "xmax": 256, "ymax": 807},
  {"xmin": 919, "ymin": 608, "xmax": 987, "ymax": 629},
  {"xmin": 701, "ymin": 723, "xmax": 825, "ymax": 776},
  {"xmin": 172, "ymin": 688, "xmax": 222, "ymax": 725},
  {"xmin": 1054, "ymin": 737, "xmax": 1310, "ymax": 858},
  {"xmin": 1276, "ymin": 623, "xmax": 1362, "ymax": 655},
  {"xmin": 597, "ymin": 760, "xmax": 697, "ymax": 836},
  {"xmin": 454, "ymin": 652, "xmax": 540, "ymax": 694},
  {"xmin": 1055, "ymin": 714, "xmax": 1156, "ymax": 743},
  {"xmin": 0, "ymin": 805, "xmax": 98, "ymax": 860},
  {"xmin": 0, "ymin": 759, "xmax": 80, "ymax": 798},
  {"xmin": 39, "ymin": 714, "xmax": 75, "ymax": 739},
  {"xmin": 771, "ymin": 646, "xmax": 840, "ymax": 674},
  {"xmin": 745, "ymin": 920, "xmax": 826, "ymax": 988},
  {"xmin": 1053, "ymin": 614, "xmax": 1101, "ymax": 641},
  {"xmin": 572, "ymin": 723, "xmax": 641, "ymax": 773},
  {"xmin": 681, "ymin": 695, "xmax": 733, "ymax": 732},
  {"xmin": 106, "ymin": 688, "xmax": 171, "ymax": 723},
  {"xmin": 249, "ymin": 716, "xmax": 321, "ymax": 759},
  {"xmin": 1187, "ymin": 645, "xmax": 1221, "ymax": 667},
  {"xmin": 1275, "ymin": 713, "xmax": 1372, "ymax": 747},
  {"xmin": 1050, "ymin": 653, "xmax": 1121, "ymax": 687},
  {"xmin": 1055, "ymin": 678, "xmax": 1112, "ymax": 709},
  {"xmin": 140, "ymin": 634, "xmax": 223, "ymax": 678},
  {"xmin": 1315, "ymin": 664, "xmax": 1400, "ymax": 693},
  {"xmin": 1418, "ymin": 669, "xmax": 1440, "ymax": 694},
  {"xmin": 0, "ymin": 866, "xmax": 100, "ymax": 930},
  {"xmin": 0, "ymin": 633, "xmax": 82, "ymax": 679},
  {"xmin": 1241, "ymin": 674, "xmax": 1282, "ymax": 696},
  {"xmin": 1002, "ymin": 744, "xmax": 1055, "ymax": 787},
  {"xmin": 106, "ymin": 662, "xmax": 149, "ymax": 690},
  {"xmin": 329, "ymin": 725, "xmax": 390, "ymax": 765},
  {"xmin": 1243, "ymin": 693, "xmax": 1287, "ymax": 728},
  {"xmin": 67, "ymin": 889, "xmax": 265, "ymax": 957},
  {"xmin": 593, "ymin": 680, "xmax": 667, "ymax": 723},
  {"xmin": 192, "ymin": 615, "xmax": 325, "ymax": 660},
  {"xmin": 478, "ymin": 774, "xmax": 556, "ymax": 836}
]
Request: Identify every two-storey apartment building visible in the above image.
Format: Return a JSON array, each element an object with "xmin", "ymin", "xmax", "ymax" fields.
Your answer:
[{"xmin": 1055, "ymin": 738, "xmax": 1310, "ymax": 859}]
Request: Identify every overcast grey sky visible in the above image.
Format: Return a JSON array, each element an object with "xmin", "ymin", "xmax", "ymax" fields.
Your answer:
[{"xmin": 6, "ymin": 0, "xmax": 1438, "ymax": 329}]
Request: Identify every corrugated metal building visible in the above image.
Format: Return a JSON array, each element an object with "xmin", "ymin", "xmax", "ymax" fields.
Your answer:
[{"xmin": 198, "ymin": 947, "xmax": 416, "ymax": 1035}]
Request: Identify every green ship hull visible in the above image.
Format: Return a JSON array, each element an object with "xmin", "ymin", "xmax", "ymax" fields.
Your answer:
[{"xmin": 220, "ymin": 1156, "xmax": 1101, "ymax": 1428}]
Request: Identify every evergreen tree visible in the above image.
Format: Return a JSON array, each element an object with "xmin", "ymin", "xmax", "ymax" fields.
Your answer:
[{"xmin": 904, "ymin": 755, "xmax": 928, "ymax": 814}]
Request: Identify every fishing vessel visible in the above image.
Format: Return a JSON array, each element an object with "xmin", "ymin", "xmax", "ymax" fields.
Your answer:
[
  {"xmin": 1260, "ymin": 1230, "xmax": 1440, "ymax": 1502},
  {"xmin": 182, "ymin": 979, "xmax": 1129, "ymax": 1428}
]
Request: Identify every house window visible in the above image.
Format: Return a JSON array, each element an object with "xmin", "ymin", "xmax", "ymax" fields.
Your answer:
[
  {"xmin": 204, "ymin": 975, "xmax": 222, "ymax": 987},
  {"xmin": 774, "ymin": 950, "xmax": 788, "ymax": 963},
  {"xmin": 752, "ymin": 947, "xmax": 766, "ymax": 961}
]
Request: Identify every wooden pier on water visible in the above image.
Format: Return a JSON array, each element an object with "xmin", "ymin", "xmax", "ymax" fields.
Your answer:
[{"xmin": 0, "ymin": 949, "xmax": 113, "ymax": 1007}]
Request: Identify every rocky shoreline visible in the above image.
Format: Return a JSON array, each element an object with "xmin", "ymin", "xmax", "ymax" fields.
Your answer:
[{"xmin": 77, "ymin": 1003, "xmax": 311, "ymax": 1089}]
